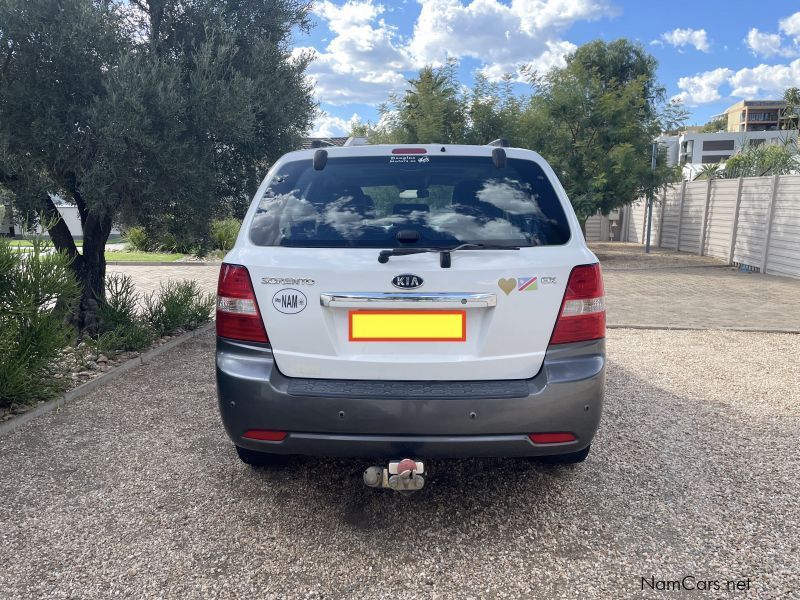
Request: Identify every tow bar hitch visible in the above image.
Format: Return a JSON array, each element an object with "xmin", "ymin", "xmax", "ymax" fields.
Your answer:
[{"xmin": 363, "ymin": 458, "xmax": 425, "ymax": 493}]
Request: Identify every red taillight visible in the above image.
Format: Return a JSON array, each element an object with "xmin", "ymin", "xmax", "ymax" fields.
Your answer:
[
  {"xmin": 391, "ymin": 148, "xmax": 427, "ymax": 154},
  {"xmin": 550, "ymin": 263, "xmax": 605, "ymax": 345},
  {"xmin": 216, "ymin": 264, "xmax": 269, "ymax": 343},
  {"xmin": 243, "ymin": 429, "xmax": 287, "ymax": 441},
  {"xmin": 529, "ymin": 432, "xmax": 576, "ymax": 444}
]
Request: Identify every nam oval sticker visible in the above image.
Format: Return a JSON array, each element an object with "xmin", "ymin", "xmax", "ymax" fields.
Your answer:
[{"xmin": 272, "ymin": 288, "xmax": 307, "ymax": 314}]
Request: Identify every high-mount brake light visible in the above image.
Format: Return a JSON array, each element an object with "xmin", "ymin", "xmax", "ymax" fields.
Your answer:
[
  {"xmin": 216, "ymin": 264, "xmax": 269, "ymax": 343},
  {"xmin": 550, "ymin": 263, "xmax": 605, "ymax": 345},
  {"xmin": 391, "ymin": 148, "xmax": 427, "ymax": 154}
]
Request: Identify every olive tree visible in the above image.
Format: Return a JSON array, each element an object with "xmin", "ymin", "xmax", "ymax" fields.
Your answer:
[{"xmin": 0, "ymin": 0, "xmax": 314, "ymax": 331}]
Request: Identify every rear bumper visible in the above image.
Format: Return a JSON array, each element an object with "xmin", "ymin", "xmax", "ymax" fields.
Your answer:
[{"xmin": 216, "ymin": 338, "xmax": 605, "ymax": 459}]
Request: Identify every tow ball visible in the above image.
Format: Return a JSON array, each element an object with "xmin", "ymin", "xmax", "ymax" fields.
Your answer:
[{"xmin": 363, "ymin": 458, "xmax": 425, "ymax": 493}]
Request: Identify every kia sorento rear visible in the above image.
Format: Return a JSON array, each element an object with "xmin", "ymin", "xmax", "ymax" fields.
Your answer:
[{"xmin": 215, "ymin": 143, "xmax": 605, "ymax": 474}]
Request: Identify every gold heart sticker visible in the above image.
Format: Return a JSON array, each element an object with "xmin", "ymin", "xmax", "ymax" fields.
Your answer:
[{"xmin": 498, "ymin": 278, "xmax": 516, "ymax": 295}]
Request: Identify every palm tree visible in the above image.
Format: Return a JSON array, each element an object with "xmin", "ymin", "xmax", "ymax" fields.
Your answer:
[{"xmin": 781, "ymin": 87, "xmax": 800, "ymax": 131}]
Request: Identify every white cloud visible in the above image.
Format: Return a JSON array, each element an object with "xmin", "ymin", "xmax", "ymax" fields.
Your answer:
[
  {"xmin": 302, "ymin": 0, "xmax": 412, "ymax": 105},
  {"xmin": 409, "ymin": 0, "xmax": 614, "ymax": 81},
  {"xmin": 779, "ymin": 11, "xmax": 800, "ymax": 41},
  {"xmin": 311, "ymin": 111, "xmax": 363, "ymax": 137},
  {"xmin": 658, "ymin": 28, "xmax": 711, "ymax": 53},
  {"xmin": 671, "ymin": 68, "xmax": 732, "ymax": 106},
  {"xmin": 672, "ymin": 57, "xmax": 800, "ymax": 106},
  {"xmin": 729, "ymin": 58, "xmax": 800, "ymax": 97},
  {"xmin": 745, "ymin": 12, "xmax": 800, "ymax": 58},
  {"xmin": 745, "ymin": 28, "xmax": 797, "ymax": 58},
  {"xmin": 303, "ymin": 0, "xmax": 616, "ymax": 104}
]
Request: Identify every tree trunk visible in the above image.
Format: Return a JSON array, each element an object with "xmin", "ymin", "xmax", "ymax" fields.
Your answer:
[
  {"xmin": 42, "ymin": 195, "xmax": 112, "ymax": 334},
  {"xmin": 72, "ymin": 212, "xmax": 112, "ymax": 334}
]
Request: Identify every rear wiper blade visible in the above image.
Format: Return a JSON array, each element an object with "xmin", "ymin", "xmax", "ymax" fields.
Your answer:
[
  {"xmin": 448, "ymin": 243, "xmax": 522, "ymax": 252},
  {"xmin": 378, "ymin": 243, "xmax": 520, "ymax": 267},
  {"xmin": 439, "ymin": 243, "xmax": 520, "ymax": 267},
  {"xmin": 378, "ymin": 248, "xmax": 438, "ymax": 263}
]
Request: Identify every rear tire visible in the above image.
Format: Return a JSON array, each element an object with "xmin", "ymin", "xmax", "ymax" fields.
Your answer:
[
  {"xmin": 235, "ymin": 445, "xmax": 287, "ymax": 468},
  {"xmin": 537, "ymin": 445, "xmax": 591, "ymax": 465}
]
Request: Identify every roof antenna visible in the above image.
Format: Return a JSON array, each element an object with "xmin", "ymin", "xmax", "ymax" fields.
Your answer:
[
  {"xmin": 492, "ymin": 147, "xmax": 507, "ymax": 169},
  {"xmin": 313, "ymin": 149, "xmax": 328, "ymax": 171}
]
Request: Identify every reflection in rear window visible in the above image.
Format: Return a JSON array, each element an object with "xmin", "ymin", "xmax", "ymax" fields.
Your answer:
[{"xmin": 249, "ymin": 155, "xmax": 571, "ymax": 248}]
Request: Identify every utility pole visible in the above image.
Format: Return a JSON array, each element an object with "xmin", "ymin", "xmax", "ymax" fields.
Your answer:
[{"xmin": 645, "ymin": 141, "xmax": 658, "ymax": 253}]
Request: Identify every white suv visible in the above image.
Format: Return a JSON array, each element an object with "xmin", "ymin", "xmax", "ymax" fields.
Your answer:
[{"xmin": 215, "ymin": 143, "xmax": 605, "ymax": 476}]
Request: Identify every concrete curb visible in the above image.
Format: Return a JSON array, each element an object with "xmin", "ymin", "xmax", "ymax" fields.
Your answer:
[
  {"xmin": 106, "ymin": 261, "xmax": 222, "ymax": 267},
  {"xmin": 0, "ymin": 322, "xmax": 215, "ymax": 438},
  {"xmin": 608, "ymin": 324, "xmax": 800, "ymax": 334}
]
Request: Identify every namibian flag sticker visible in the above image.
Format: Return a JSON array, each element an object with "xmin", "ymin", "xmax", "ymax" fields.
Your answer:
[{"xmin": 517, "ymin": 276, "xmax": 538, "ymax": 291}]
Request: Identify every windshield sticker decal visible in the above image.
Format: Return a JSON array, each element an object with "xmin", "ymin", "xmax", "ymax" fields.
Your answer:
[
  {"xmin": 517, "ymin": 276, "xmax": 538, "ymax": 292},
  {"xmin": 389, "ymin": 155, "xmax": 431, "ymax": 164}
]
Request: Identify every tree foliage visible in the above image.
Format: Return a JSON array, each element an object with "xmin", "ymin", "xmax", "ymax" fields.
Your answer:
[
  {"xmin": 723, "ymin": 139, "xmax": 799, "ymax": 178},
  {"xmin": 520, "ymin": 40, "xmax": 684, "ymax": 221},
  {"xmin": 700, "ymin": 116, "xmax": 727, "ymax": 133},
  {"xmin": 0, "ymin": 0, "xmax": 314, "ymax": 330}
]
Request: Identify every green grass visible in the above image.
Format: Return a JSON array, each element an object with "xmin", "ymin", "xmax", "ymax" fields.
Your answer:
[{"xmin": 105, "ymin": 252, "xmax": 183, "ymax": 262}]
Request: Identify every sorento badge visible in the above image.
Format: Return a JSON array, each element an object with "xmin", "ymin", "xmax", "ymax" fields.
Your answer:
[{"xmin": 391, "ymin": 274, "xmax": 423, "ymax": 289}]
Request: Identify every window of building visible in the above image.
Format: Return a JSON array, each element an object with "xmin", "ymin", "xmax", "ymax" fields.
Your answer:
[
  {"xmin": 701, "ymin": 154, "xmax": 731, "ymax": 164},
  {"xmin": 749, "ymin": 138, "xmax": 765, "ymax": 147},
  {"xmin": 702, "ymin": 140, "xmax": 735, "ymax": 151}
]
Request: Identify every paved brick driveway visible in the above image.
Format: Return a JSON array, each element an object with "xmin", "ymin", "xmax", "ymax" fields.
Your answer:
[{"xmin": 110, "ymin": 244, "xmax": 800, "ymax": 331}]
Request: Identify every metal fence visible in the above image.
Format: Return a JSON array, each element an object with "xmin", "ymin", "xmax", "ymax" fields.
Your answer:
[{"xmin": 623, "ymin": 174, "xmax": 800, "ymax": 279}]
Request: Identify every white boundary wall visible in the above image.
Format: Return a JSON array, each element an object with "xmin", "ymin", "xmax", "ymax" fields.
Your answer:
[{"xmin": 624, "ymin": 174, "xmax": 800, "ymax": 279}]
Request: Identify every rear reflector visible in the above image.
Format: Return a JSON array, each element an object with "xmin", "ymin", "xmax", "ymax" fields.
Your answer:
[
  {"xmin": 216, "ymin": 264, "xmax": 269, "ymax": 343},
  {"xmin": 243, "ymin": 429, "xmax": 287, "ymax": 442},
  {"xmin": 550, "ymin": 263, "xmax": 605, "ymax": 345},
  {"xmin": 529, "ymin": 432, "xmax": 576, "ymax": 444},
  {"xmin": 391, "ymin": 148, "xmax": 427, "ymax": 154}
]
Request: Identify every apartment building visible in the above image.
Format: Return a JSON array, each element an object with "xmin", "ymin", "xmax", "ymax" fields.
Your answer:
[
  {"xmin": 658, "ymin": 129, "xmax": 797, "ymax": 180},
  {"xmin": 723, "ymin": 100, "xmax": 789, "ymax": 132}
]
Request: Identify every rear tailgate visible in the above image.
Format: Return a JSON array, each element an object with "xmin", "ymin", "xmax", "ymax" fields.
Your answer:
[{"xmin": 237, "ymin": 245, "xmax": 592, "ymax": 381}]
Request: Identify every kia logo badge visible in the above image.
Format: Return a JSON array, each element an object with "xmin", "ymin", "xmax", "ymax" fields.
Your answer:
[{"xmin": 392, "ymin": 274, "xmax": 423, "ymax": 289}]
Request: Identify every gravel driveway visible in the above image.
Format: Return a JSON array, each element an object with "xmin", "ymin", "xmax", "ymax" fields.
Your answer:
[{"xmin": 1, "ymin": 328, "xmax": 798, "ymax": 598}]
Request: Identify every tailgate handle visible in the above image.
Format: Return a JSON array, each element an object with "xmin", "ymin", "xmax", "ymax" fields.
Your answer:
[{"xmin": 319, "ymin": 292, "xmax": 497, "ymax": 308}]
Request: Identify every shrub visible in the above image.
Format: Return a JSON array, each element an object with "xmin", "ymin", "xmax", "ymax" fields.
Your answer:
[
  {"xmin": 157, "ymin": 232, "xmax": 192, "ymax": 254},
  {"xmin": 125, "ymin": 226, "xmax": 151, "ymax": 252},
  {"xmin": 0, "ymin": 238, "xmax": 80, "ymax": 407},
  {"xmin": 143, "ymin": 280, "xmax": 215, "ymax": 335},
  {"xmin": 96, "ymin": 274, "xmax": 154, "ymax": 353},
  {"xmin": 210, "ymin": 218, "xmax": 240, "ymax": 252}
]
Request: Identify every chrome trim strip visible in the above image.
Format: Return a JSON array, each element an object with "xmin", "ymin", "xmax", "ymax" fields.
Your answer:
[{"xmin": 319, "ymin": 292, "xmax": 497, "ymax": 308}]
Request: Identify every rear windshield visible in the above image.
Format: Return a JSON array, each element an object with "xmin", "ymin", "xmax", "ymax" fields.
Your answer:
[{"xmin": 249, "ymin": 155, "xmax": 571, "ymax": 248}]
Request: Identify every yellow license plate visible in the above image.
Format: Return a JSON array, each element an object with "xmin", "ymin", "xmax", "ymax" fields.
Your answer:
[{"xmin": 348, "ymin": 310, "xmax": 466, "ymax": 342}]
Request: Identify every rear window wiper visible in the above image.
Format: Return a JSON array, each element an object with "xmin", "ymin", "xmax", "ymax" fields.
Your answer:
[{"xmin": 378, "ymin": 243, "xmax": 520, "ymax": 268}]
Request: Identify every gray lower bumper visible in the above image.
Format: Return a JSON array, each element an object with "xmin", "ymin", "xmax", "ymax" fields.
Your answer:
[{"xmin": 216, "ymin": 339, "xmax": 605, "ymax": 459}]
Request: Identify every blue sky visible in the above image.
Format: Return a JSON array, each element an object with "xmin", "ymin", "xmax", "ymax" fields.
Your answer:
[{"xmin": 293, "ymin": 0, "xmax": 800, "ymax": 137}]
